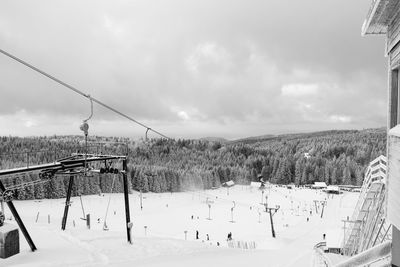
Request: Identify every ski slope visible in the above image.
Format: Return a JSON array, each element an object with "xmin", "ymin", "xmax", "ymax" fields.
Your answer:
[{"xmin": 1, "ymin": 185, "xmax": 358, "ymax": 266}]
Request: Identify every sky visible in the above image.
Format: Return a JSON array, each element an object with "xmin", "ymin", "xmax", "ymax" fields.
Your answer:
[{"xmin": 0, "ymin": 0, "xmax": 388, "ymax": 140}]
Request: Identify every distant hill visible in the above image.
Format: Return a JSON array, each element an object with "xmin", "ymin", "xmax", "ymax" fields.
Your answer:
[
  {"xmin": 200, "ymin": 137, "xmax": 228, "ymax": 143},
  {"xmin": 229, "ymin": 134, "xmax": 276, "ymax": 144},
  {"xmin": 229, "ymin": 128, "xmax": 386, "ymax": 145}
]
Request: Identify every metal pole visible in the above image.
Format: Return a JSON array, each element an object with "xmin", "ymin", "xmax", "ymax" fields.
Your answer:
[
  {"xmin": 0, "ymin": 180, "xmax": 36, "ymax": 251},
  {"xmin": 314, "ymin": 200, "xmax": 319, "ymax": 214},
  {"xmin": 372, "ymin": 218, "xmax": 386, "ymax": 247},
  {"xmin": 343, "ymin": 220, "xmax": 346, "ymax": 252},
  {"xmin": 268, "ymin": 209, "xmax": 276, "ymax": 238},
  {"xmin": 61, "ymin": 175, "xmax": 74, "ymax": 230},
  {"xmin": 79, "ymin": 195, "xmax": 86, "ymax": 219},
  {"xmin": 122, "ymin": 159, "xmax": 132, "ymax": 244},
  {"xmin": 261, "ymin": 190, "xmax": 264, "ymax": 204},
  {"xmin": 320, "ymin": 202, "xmax": 325, "ymax": 218},
  {"xmin": 140, "ymin": 190, "xmax": 143, "ymax": 210}
]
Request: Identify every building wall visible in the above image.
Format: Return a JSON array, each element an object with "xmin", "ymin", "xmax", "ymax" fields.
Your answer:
[
  {"xmin": 388, "ymin": 8, "xmax": 400, "ymax": 225},
  {"xmin": 387, "ymin": 8, "xmax": 400, "ymax": 267},
  {"xmin": 388, "ymin": 9, "xmax": 400, "ymax": 128},
  {"xmin": 388, "ymin": 9, "xmax": 400, "ymax": 55}
]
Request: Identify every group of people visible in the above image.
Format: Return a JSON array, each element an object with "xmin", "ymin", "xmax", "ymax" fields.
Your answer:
[
  {"xmin": 195, "ymin": 230, "xmax": 210, "ymax": 241},
  {"xmin": 194, "ymin": 230, "xmax": 228, "ymax": 247}
]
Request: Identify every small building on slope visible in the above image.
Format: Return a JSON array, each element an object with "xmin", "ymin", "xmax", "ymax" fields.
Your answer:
[
  {"xmin": 312, "ymin": 182, "xmax": 327, "ymax": 189},
  {"xmin": 222, "ymin": 180, "xmax": 235, "ymax": 187}
]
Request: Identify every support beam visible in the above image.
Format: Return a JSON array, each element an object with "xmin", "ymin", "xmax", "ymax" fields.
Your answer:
[
  {"xmin": 122, "ymin": 159, "xmax": 132, "ymax": 244},
  {"xmin": 61, "ymin": 175, "xmax": 74, "ymax": 230},
  {"xmin": 0, "ymin": 180, "xmax": 36, "ymax": 251},
  {"xmin": 392, "ymin": 226, "xmax": 400, "ymax": 267}
]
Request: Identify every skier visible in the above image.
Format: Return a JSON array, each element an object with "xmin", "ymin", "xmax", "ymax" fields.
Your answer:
[
  {"xmin": 206, "ymin": 234, "xmax": 209, "ymax": 241},
  {"xmin": 196, "ymin": 230, "xmax": 199, "ymax": 240},
  {"xmin": 227, "ymin": 232, "xmax": 232, "ymax": 241}
]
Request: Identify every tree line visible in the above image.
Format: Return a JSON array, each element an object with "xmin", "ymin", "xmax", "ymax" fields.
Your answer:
[{"xmin": 0, "ymin": 128, "xmax": 386, "ymax": 199}]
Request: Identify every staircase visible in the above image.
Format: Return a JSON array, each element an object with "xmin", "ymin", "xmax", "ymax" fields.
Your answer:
[{"xmin": 342, "ymin": 156, "xmax": 391, "ymax": 256}]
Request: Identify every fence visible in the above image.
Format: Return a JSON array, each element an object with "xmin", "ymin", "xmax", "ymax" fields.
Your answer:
[{"xmin": 227, "ymin": 240, "xmax": 257, "ymax": 250}]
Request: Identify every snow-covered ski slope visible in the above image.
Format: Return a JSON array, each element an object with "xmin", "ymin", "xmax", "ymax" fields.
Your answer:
[{"xmin": 1, "ymin": 185, "xmax": 358, "ymax": 267}]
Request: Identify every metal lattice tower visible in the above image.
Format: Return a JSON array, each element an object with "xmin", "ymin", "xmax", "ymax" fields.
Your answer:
[{"xmin": 342, "ymin": 155, "xmax": 392, "ymax": 256}]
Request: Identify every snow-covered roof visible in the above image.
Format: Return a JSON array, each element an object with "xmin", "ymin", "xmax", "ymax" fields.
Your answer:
[
  {"xmin": 313, "ymin": 182, "xmax": 327, "ymax": 188},
  {"xmin": 362, "ymin": 0, "xmax": 400, "ymax": 35},
  {"xmin": 224, "ymin": 180, "xmax": 235, "ymax": 187},
  {"xmin": 250, "ymin": 182, "xmax": 261, "ymax": 188}
]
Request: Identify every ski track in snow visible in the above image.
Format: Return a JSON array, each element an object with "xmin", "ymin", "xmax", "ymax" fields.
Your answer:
[
  {"xmin": 58, "ymin": 230, "xmax": 109, "ymax": 266},
  {"xmin": 1, "ymin": 186, "xmax": 359, "ymax": 267}
]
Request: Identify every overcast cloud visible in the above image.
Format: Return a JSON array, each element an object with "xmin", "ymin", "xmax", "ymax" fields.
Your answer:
[{"xmin": 0, "ymin": 0, "xmax": 387, "ymax": 139}]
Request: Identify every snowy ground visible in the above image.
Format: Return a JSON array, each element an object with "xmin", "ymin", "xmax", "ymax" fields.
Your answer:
[{"xmin": 1, "ymin": 185, "xmax": 358, "ymax": 266}]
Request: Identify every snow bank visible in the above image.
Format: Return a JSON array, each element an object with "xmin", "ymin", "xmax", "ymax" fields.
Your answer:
[{"xmin": 0, "ymin": 186, "xmax": 359, "ymax": 267}]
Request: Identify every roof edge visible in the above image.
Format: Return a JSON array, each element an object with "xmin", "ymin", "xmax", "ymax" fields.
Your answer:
[{"xmin": 362, "ymin": 0, "xmax": 384, "ymax": 36}]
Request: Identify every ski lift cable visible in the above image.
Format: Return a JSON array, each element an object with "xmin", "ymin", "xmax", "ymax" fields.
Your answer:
[{"xmin": 0, "ymin": 48, "xmax": 171, "ymax": 140}]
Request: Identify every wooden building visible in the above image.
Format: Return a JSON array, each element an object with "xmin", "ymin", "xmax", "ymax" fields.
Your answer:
[
  {"xmin": 222, "ymin": 180, "xmax": 235, "ymax": 187},
  {"xmin": 362, "ymin": 1, "xmax": 400, "ymax": 265}
]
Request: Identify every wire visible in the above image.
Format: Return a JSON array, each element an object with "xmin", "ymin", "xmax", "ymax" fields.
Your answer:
[
  {"xmin": 0, "ymin": 48, "xmax": 171, "ymax": 140},
  {"xmin": 83, "ymin": 96, "xmax": 93, "ymax": 122}
]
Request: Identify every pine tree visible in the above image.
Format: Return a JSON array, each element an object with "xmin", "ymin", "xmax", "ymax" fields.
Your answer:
[
  {"xmin": 141, "ymin": 176, "xmax": 149, "ymax": 192},
  {"xmin": 294, "ymin": 160, "xmax": 302, "ymax": 185}
]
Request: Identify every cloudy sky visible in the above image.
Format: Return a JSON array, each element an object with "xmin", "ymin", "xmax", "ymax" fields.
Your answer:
[{"xmin": 0, "ymin": 0, "xmax": 388, "ymax": 139}]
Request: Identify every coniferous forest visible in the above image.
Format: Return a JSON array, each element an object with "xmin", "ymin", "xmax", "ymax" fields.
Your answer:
[{"xmin": 0, "ymin": 128, "xmax": 386, "ymax": 200}]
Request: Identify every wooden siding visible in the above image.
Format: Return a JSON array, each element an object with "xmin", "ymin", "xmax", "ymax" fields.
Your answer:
[
  {"xmin": 390, "ymin": 42, "xmax": 400, "ymax": 68},
  {"xmin": 388, "ymin": 9, "xmax": 400, "ymax": 53}
]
